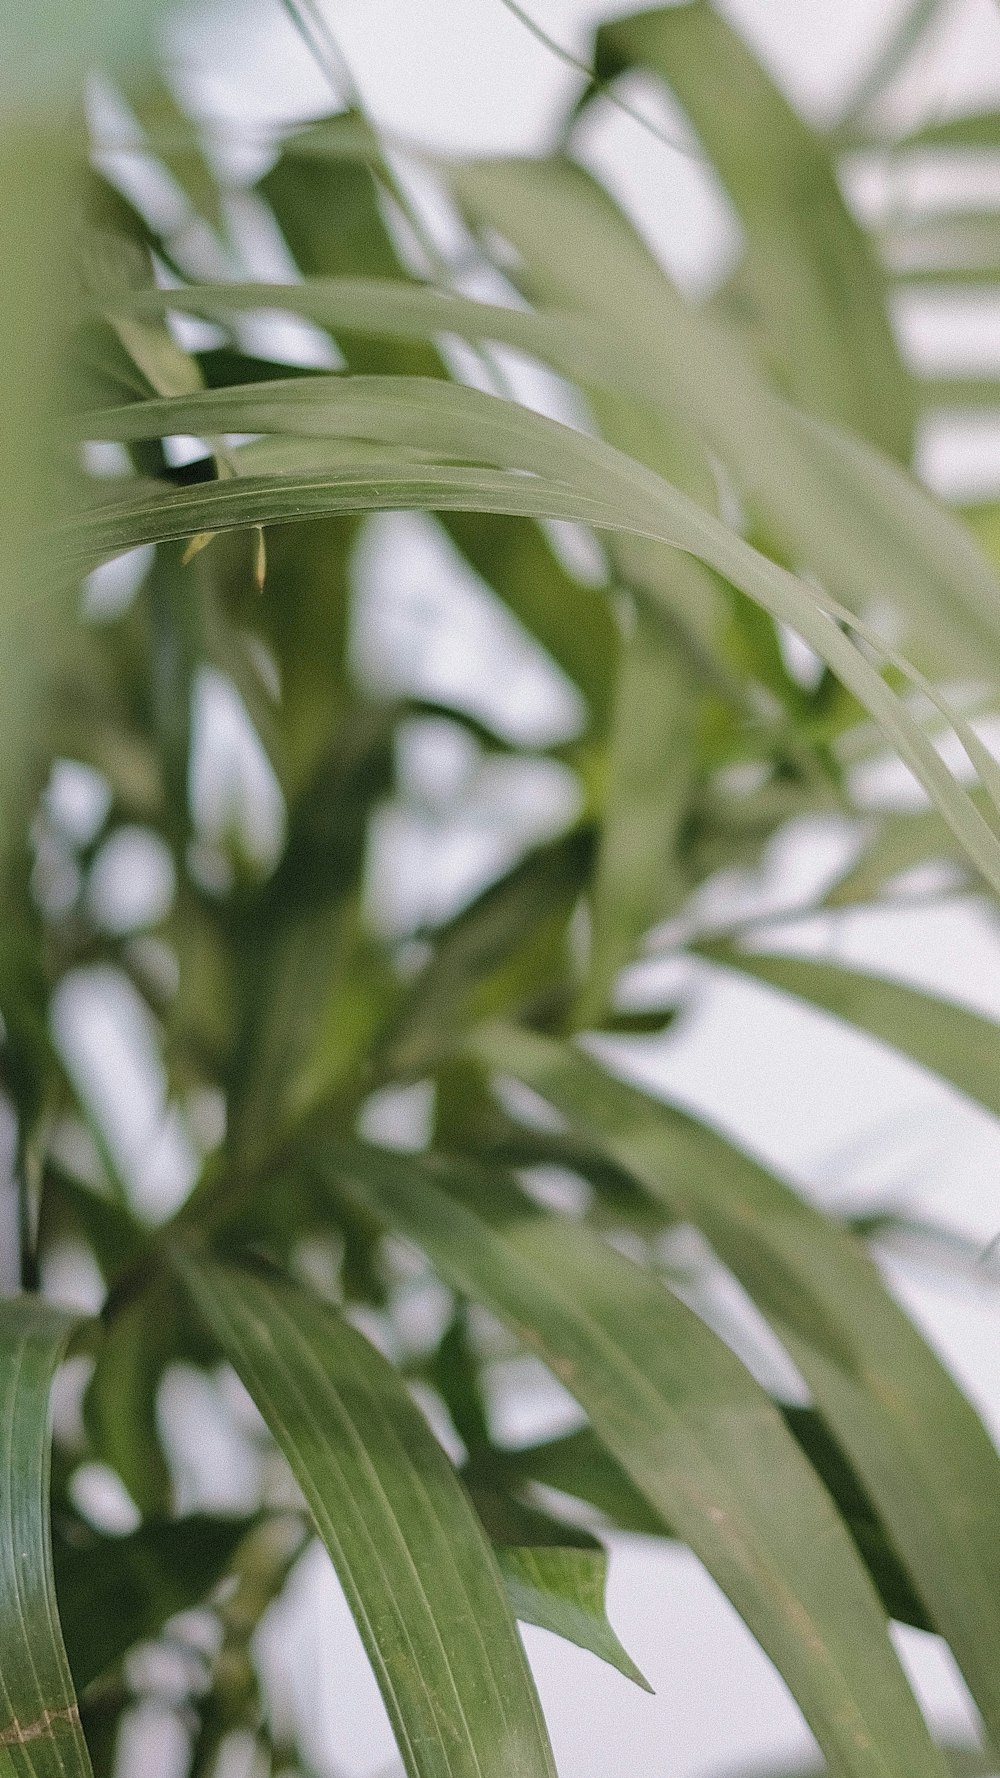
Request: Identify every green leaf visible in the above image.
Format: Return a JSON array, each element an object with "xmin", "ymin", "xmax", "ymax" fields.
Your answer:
[
  {"xmin": 71, "ymin": 373, "xmax": 1000, "ymax": 900},
  {"xmin": 592, "ymin": 3, "xmax": 915, "ymax": 457},
  {"xmin": 698, "ymin": 944, "xmax": 1000, "ymax": 1121},
  {"xmin": 319, "ymin": 1141, "xmax": 948, "ymax": 1778},
  {"xmin": 440, "ymin": 511, "xmax": 618, "ymax": 736},
  {"xmin": 468, "ymin": 1022, "xmax": 1000, "ymax": 1751},
  {"xmin": 83, "ymin": 1286, "xmax": 173, "ymax": 1519},
  {"xmin": 497, "ymin": 1545, "xmax": 651, "ymax": 1691},
  {"xmin": 380, "ymin": 829, "xmax": 593, "ymax": 1078},
  {"xmin": 55, "ymin": 1513, "xmax": 254, "ymax": 1692},
  {"xmin": 0, "ymin": 1296, "xmax": 93, "ymax": 1778},
  {"xmin": 578, "ymin": 599, "xmax": 694, "ymax": 1021},
  {"xmin": 509, "ymin": 1415, "xmax": 932, "ymax": 1632},
  {"xmin": 172, "ymin": 1252, "xmax": 558, "ymax": 1778},
  {"xmin": 110, "ymin": 268, "xmax": 1000, "ymax": 686},
  {"xmin": 449, "ymin": 158, "xmax": 1000, "ymax": 684},
  {"xmin": 505, "ymin": 1427, "xmax": 668, "ymax": 1539}
]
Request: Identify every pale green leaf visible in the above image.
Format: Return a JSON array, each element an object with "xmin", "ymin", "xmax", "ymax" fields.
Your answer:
[
  {"xmin": 592, "ymin": 2, "xmax": 914, "ymax": 456},
  {"xmin": 697, "ymin": 944, "xmax": 1000, "ymax": 1122},
  {"xmin": 69, "ymin": 373, "xmax": 1000, "ymax": 898}
]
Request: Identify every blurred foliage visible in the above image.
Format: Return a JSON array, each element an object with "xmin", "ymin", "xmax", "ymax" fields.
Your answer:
[{"xmin": 5, "ymin": 2, "xmax": 1000, "ymax": 1775}]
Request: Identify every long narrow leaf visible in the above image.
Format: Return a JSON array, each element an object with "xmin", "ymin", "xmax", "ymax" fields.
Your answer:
[
  {"xmin": 70, "ymin": 375, "xmax": 1000, "ymax": 899},
  {"xmin": 0, "ymin": 1297, "xmax": 92, "ymax": 1778},
  {"xmin": 173, "ymin": 1252, "xmax": 557, "ymax": 1778},
  {"xmin": 697, "ymin": 944, "xmax": 1000, "ymax": 1121},
  {"xmin": 319, "ymin": 1141, "xmax": 947, "ymax": 1778},
  {"xmin": 468, "ymin": 1022, "xmax": 1000, "ymax": 1751},
  {"xmin": 109, "ymin": 269, "xmax": 1000, "ymax": 685}
]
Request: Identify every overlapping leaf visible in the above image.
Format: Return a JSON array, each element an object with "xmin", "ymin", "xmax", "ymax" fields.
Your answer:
[
  {"xmin": 319, "ymin": 1140, "xmax": 948, "ymax": 1778},
  {"xmin": 467, "ymin": 1022, "xmax": 1000, "ymax": 1750},
  {"xmin": 173, "ymin": 1251, "xmax": 558, "ymax": 1778}
]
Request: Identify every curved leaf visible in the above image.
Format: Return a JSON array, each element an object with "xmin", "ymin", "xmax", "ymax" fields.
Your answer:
[
  {"xmin": 172, "ymin": 1252, "xmax": 557, "ymax": 1778},
  {"xmin": 319, "ymin": 1141, "xmax": 947, "ymax": 1778},
  {"xmin": 0, "ymin": 1296, "xmax": 92, "ymax": 1778},
  {"xmin": 698, "ymin": 944, "xmax": 1000, "ymax": 1121},
  {"xmin": 109, "ymin": 269, "xmax": 1000, "ymax": 684},
  {"xmin": 497, "ymin": 1546, "xmax": 651, "ymax": 1690},
  {"xmin": 469, "ymin": 1022, "xmax": 1000, "ymax": 1751},
  {"xmin": 69, "ymin": 374, "xmax": 1000, "ymax": 899},
  {"xmin": 592, "ymin": 2, "xmax": 914, "ymax": 455}
]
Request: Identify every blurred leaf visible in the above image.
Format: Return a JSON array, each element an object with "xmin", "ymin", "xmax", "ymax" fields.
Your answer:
[
  {"xmin": 174, "ymin": 1252, "xmax": 558, "ymax": 1778},
  {"xmin": 381, "ymin": 828, "xmax": 592, "ymax": 1078},
  {"xmin": 699, "ymin": 945, "xmax": 1000, "ymax": 1121},
  {"xmin": 592, "ymin": 3, "xmax": 915, "ymax": 457},
  {"xmin": 450, "ymin": 157, "xmax": 1000, "ymax": 684},
  {"xmin": 578, "ymin": 599, "xmax": 695, "ymax": 1021},
  {"xmin": 261, "ymin": 114, "xmax": 441, "ymax": 382},
  {"xmin": 118, "ymin": 74, "xmax": 227, "ymax": 237},
  {"xmin": 321, "ymin": 1142, "xmax": 948, "ymax": 1778},
  {"xmin": 55, "ymin": 1512, "xmax": 254, "ymax": 1692},
  {"xmin": 0, "ymin": 1297, "xmax": 92, "ymax": 1777},
  {"xmin": 84, "ymin": 1285, "xmax": 175, "ymax": 1518}
]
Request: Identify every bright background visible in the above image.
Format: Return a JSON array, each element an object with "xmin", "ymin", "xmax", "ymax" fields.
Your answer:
[{"xmin": 44, "ymin": 3, "xmax": 1000, "ymax": 1774}]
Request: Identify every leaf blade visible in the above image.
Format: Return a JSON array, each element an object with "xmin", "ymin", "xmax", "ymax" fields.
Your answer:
[
  {"xmin": 469, "ymin": 1021, "xmax": 1000, "ymax": 1751},
  {"xmin": 319, "ymin": 1142, "xmax": 948, "ymax": 1778},
  {"xmin": 0, "ymin": 1297, "xmax": 92, "ymax": 1778},
  {"xmin": 173, "ymin": 1253, "xmax": 557, "ymax": 1778}
]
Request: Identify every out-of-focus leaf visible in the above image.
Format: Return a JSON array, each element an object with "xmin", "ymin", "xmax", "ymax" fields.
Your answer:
[
  {"xmin": 379, "ymin": 829, "xmax": 593, "ymax": 1078},
  {"xmin": 698, "ymin": 945, "xmax": 1000, "ymax": 1121},
  {"xmin": 79, "ymin": 176, "xmax": 203, "ymax": 402},
  {"xmin": 83, "ymin": 1285, "xmax": 174, "ymax": 1518},
  {"xmin": 592, "ymin": 3, "xmax": 915, "ymax": 457},
  {"xmin": 578, "ymin": 600, "xmax": 694, "ymax": 1021},
  {"xmin": 0, "ymin": 1297, "xmax": 92, "ymax": 1777},
  {"xmin": 450, "ymin": 157, "xmax": 1000, "ymax": 685},
  {"xmin": 469, "ymin": 1022, "xmax": 1000, "ymax": 1750},
  {"xmin": 174, "ymin": 1253, "xmax": 558, "ymax": 1778},
  {"xmin": 321, "ymin": 1142, "xmax": 948, "ymax": 1778},
  {"xmin": 822, "ymin": 808, "xmax": 974, "ymax": 907},
  {"xmin": 837, "ymin": 0, "xmax": 947, "ymax": 123},
  {"xmin": 441, "ymin": 511, "xmax": 617, "ymax": 735},
  {"xmin": 505, "ymin": 1426, "xmax": 670, "ymax": 1539},
  {"xmin": 711, "ymin": 1743, "xmax": 992, "ymax": 1778},
  {"xmin": 498, "ymin": 1545, "xmax": 651, "ymax": 1690},
  {"xmin": 260, "ymin": 114, "xmax": 443, "ymax": 381},
  {"xmin": 55, "ymin": 1512, "xmax": 254, "ymax": 1692},
  {"xmin": 118, "ymin": 74, "xmax": 226, "ymax": 237}
]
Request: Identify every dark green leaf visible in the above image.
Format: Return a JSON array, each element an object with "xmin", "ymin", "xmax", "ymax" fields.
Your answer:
[
  {"xmin": 55, "ymin": 1513, "xmax": 254, "ymax": 1692},
  {"xmin": 469, "ymin": 1022, "xmax": 1000, "ymax": 1750},
  {"xmin": 173, "ymin": 1252, "xmax": 558, "ymax": 1778},
  {"xmin": 0, "ymin": 1297, "xmax": 92, "ymax": 1777},
  {"xmin": 320, "ymin": 1142, "xmax": 948, "ymax": 1778}
]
